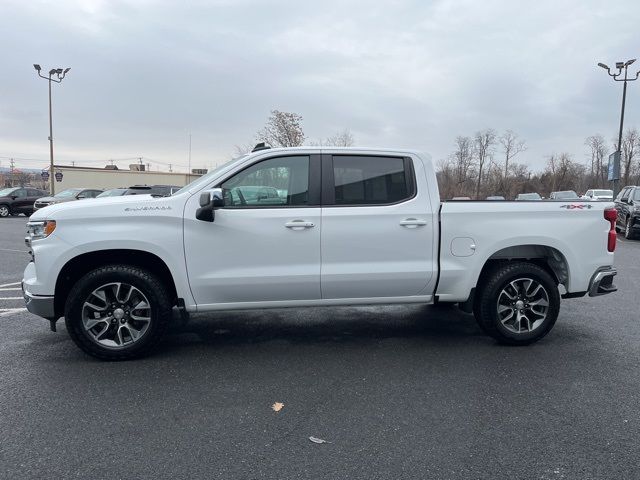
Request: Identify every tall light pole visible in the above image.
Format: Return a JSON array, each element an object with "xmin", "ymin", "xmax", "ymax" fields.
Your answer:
[
  {"xmin": 597, "ymin": 59, "xmax": 639, "ymax": 198},
  {"xmin": 33, "ymin": 64, "xmax": 71, "ymax": 195}
]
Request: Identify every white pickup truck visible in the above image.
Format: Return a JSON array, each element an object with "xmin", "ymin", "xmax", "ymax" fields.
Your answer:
[{"xmin": 23, "ymin": 147, "xmax": 618, "ymax": 359}]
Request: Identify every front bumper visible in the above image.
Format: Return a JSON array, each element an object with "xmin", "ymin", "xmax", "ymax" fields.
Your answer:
[
  {"xmin": 588, "ymin": 268, "xmax": 617, "ymax": 297},
  {"xmin": 22, "ymin": 282, "xmax": 57, "ymax": 320}
]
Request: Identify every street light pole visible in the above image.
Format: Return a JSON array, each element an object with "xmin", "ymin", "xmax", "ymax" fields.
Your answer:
[
  {"xmin": 597, "ymin": 59, "xmax": 639, "ymax": 198},
  {"xmin": 33, "ymin": 64, "xmax": 71, "ymax": 195}
]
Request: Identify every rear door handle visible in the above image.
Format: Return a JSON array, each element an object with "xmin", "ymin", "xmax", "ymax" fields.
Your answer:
[
  {"xmin": 400, "ymin": 218, "xmax": 427, "ymax": 228},
  {"xmin": 285, "ymin": 220, "xmax": 315, "ymax": 230}
]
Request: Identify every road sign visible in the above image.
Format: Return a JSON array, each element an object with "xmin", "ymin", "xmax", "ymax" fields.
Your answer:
[
  {"xmin": 54, "ymin": 171, "xmax": 63, "ymax": 182},
  {"xmin": 608, "ymin": 152, "xmax": 620, "ymax": 181},
  {"xmin": 41, "ymin": 171, "xmax": 49, "ymax": 180}
]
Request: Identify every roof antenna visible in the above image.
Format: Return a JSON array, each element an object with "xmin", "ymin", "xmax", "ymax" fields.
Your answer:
[{"xmin": 252, "ymin": 142, "xmax": 271, "ymax": 152}]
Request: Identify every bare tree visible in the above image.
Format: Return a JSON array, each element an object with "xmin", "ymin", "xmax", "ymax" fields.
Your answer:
[
  {"xmin": 323, "ymin": 129, "xmax": 355, "ymax": 147},
  {"xmin": 233, "ymin": 142, "xmax": 256, "ymax": 157},
  {"xmin": 498, "ymin": 130, "xmax": 526, "ymax": 197},
  {"xmin": 473, "ymin": 129, "xmax": 497, "ymax": 199},
  {"xmin": 585, "ymin": 134, "xmax": 607, "ymax": 188},
  {"xmin": 257, "ymin": 110, "xmax": 305, "ymax": 147},
  {"xmin": 619, "ymin": 128, "xmax": 639, "ymax": 186},
  {"xmin": 451, "ymin": 136, "xmax": 475, "ymax": 196}
]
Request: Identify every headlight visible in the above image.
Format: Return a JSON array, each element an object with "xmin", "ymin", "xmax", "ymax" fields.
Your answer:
[{"xmin": 27, "ymin": 220, "xmax": 56, "ymax": 241}]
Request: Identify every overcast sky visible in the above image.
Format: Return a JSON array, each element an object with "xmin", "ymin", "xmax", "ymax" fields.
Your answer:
[{"xmin": 1, "ymin": 0, "xmax": 640, "ymax": 173}]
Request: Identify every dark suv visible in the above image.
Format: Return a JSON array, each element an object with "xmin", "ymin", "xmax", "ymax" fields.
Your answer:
[
  {"xmin": 615, "ymin": 185, "xmax": 640, "ymax": 239},
  {"xmin": 0, "ymin": 187, "xmax": 48, "ymax": 218}
]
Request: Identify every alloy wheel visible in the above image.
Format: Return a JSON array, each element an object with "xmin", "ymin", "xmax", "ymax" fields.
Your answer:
[
  {"xmin": 81, "ymin": 282, "xmax": 152, "ymax": 349},
  {"xmin": 496, "ymin": 277, "xmax": 549, "ymax": 334},
  {"xmin": 0, "ymin": 206, "xmax": 8, "ymax": 217}
]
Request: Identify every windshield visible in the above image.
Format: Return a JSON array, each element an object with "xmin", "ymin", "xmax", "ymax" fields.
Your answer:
[
  {"xmin": 555, "ymin": 191, "xmax": 578, "ymax": 199},
  {"xmin": 97, "ymin": 189, "xmax": 126, "ymax": 198},
  {"xmin": 0, "ymin": 187, "xmax": 19, "ymax": 197},
  {"xmin": 518, "ymin": 193, "xmax": 541, "ymax": 200},
  {"xmin": 54, "ymin": 189, "xmax": 80, "ymax": 198},
  {"xmin": 172, "ymin": 155, "xmax": 248, "ymax": 195},
  {"xmin": 593, "ymin": 190, "xmax": 613, "ymax": 197}
]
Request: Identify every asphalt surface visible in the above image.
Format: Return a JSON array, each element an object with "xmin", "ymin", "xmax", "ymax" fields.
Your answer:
[{"xmin": 1, "ymin": 216, "xmax": 639, "ymax": 479}]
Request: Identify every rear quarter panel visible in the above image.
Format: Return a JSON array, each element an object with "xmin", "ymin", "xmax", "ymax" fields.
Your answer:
[{"xmin": 437, "ymin": 201, "xmax": 615, "ymax": 302}]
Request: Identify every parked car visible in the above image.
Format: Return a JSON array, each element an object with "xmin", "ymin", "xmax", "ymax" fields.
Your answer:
[
  {"xmin": 450, "ymin": 196, "xmax": 471, "ymax": 200},
  {"xmin": 0, "ymin": 186, "xmax": 48, "ymax": 217},
  {"xmin": 515, "ymin": 193, "xmax": 542, "ymax": 201},
  {"xmin": 96, "ymin": 185, "xmax": 181, "ymax": 198},
  {"xmin": 34, "ymin": 188, "xmax": 103, "ymax": 210},
  {"xmin": 581, "ymin": 189, "xmax": 614, "ymax": 201},
  {"xmin": 615, "ymin": 185, "xmax": 640, "ymax": 239},
  {"xmin": 549, "ymin": 190, "xmax": 579, "ymax": 200},
  {"xmin": 485, "ymin": 196, "xmax": 505, "ymax": 200},
  {"xmin": 23, "ymin": 146, "xmax": 618, "ymax": 359},
  {"xmin": 96, "ymin": 188, "xmax": 130, "ymax": 198}
]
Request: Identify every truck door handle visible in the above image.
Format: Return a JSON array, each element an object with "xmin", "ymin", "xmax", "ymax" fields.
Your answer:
[
  {"xmin": 285, "ymin": 220, "xmax": 315, "ymax": 229},
  {"xmin": 400, "ymin": 218, "xmax": 427, "ymax": 228}
]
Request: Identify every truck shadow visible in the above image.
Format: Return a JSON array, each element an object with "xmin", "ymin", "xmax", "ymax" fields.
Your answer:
[{"xmin": 163, "ymin": 304, "xmax": 487, "ymax": 352}]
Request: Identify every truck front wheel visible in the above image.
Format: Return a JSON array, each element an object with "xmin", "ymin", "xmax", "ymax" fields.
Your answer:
[
  {"xmin": 64, "ymin": 265, "xmax": 173, "ymax": 360},
  {"xmin": 474, "ymin": 262, "xmax": 560, "ymax": 345}
]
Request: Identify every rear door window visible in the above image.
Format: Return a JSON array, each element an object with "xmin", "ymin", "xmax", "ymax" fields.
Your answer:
[{"xmin": 330, "ymin": 155, "xmax": 414, "ymax": 206}]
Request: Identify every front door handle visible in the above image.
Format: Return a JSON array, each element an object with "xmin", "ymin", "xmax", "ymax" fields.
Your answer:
[
  {"xmin": 285, "ymin": 220, "xmax": 315, "ymax": 230},
  {"xmin": 400, "ymin": 218, "xmax": 427, "ymax": 228}
]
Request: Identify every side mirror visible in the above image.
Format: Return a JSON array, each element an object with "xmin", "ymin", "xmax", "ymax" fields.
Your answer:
[
  {"xmin": 196, "ymin": 188, "xmax": 224, "ymax": 222},
  {"xmin": 10, "ymin": 195, "xmax": 17, "ymax": 200}
]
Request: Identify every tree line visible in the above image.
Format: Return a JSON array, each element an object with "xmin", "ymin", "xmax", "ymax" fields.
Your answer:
[
  {"xmin": 244, "ymin": 110, "xmax": 640, "ymax": 200},
  {"xmin": 438, "ymin": 128, "xmax": 640, "ymax": 200}
]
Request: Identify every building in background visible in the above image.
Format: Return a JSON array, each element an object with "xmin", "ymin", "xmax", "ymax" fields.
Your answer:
[{"xmin": 48, "ymin": 164, "xmax": 204, "ymax": 190}]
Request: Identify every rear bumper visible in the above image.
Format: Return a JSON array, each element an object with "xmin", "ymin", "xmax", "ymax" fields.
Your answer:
[
  {"xmin": 588, "ymin": 268, "xmax": 617, "ymax": 297},
  {"xmin": 22, "ymin": 282, "xmax": 57, "ymax": 320}
]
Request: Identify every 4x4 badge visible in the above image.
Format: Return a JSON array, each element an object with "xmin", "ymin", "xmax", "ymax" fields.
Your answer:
[{"xmin": 560, "ymin": 204, "xmax": 593, "ymax": 209}]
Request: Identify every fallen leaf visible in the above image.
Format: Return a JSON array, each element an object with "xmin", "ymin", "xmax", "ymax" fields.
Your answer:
[
  {"xmin": 272, "ymin": 402, "xmax": 284, "ymax": 412},
  {"xmin": 309, "ymin": 436, "xmax": 330, "ymax": 444}
]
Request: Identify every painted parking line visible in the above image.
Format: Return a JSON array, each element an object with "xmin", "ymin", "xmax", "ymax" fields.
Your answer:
[
  {"xmin": 0, "ymin": 297, "xmax": 24, "ymax": 301},
  {"xmin": 0, "ymin": 248, "xmax": 29, "ymax": 254},
  {"xmin": 0, "ymin": 282, "xmax": 21, "ymax": 288},
  {"xmin": 0, "ymin": 287, "xmax": 21, "ymax": 292},
  {"xmin": 0, "ymin": 308, "xmax": 27, "ymax": 317}
]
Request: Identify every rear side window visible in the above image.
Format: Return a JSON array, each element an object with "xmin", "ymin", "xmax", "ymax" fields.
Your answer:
[
  {"xmin": 621, "ymin": 188, "xmax": 630, "ymax": 202},
  {"xmin": 27, "ymin": 189, "xmax": 42, "ymax": 196},
  {"xmin": 331, "ymin": 155, "xmax": 413, "ymax": 205}
]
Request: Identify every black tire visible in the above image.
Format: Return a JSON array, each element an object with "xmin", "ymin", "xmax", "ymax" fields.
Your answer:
[
  {"xmin": 625, "ymin": 217, "xmax": 635, "ymax": 240},
  {"xmin": 64, "ymin": 265, "xmax": 173, "ymax": 360},
  {"xmin": 0, "ymin": 204, "xmax": 9, "ymax": 218},
  {"xmin": 474, "ymin": 262, "xmax": 560, "ymax": 345}
]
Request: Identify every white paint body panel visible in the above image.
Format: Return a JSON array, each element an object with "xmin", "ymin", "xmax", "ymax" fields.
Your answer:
[{"xmin": 23, "ymin": 147, "xmax": 614, "ymax": 317}]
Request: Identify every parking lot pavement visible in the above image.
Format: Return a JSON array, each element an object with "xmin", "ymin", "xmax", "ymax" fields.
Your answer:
[{"xmin": 1, "ymin": 217, "xmax": 640, "ymax": 479}]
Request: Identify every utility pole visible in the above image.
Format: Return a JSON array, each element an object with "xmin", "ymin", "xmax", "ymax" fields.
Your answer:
[
  {"xmin": 169, "ymin": 163, "xmax": 173, "ymax": 173},
  {"xmin": 33, "ymin": 64, "xmax": 71, "ymax": 195},
  {"xmin": 188, "ymin": 133, "xmax": 192, "ymax": 175},
  {"xmin": 597, "ymin": 59, "xmax": 639, "ymax": 197},
  {"xmin": 10, "ymin": 158, "xmax": 15, "ymax": 187}
]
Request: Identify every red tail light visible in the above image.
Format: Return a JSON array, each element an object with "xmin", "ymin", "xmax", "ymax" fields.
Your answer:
[{"xmin": 604, "ymin": 208, "xmax": 617, "ymax": 252}]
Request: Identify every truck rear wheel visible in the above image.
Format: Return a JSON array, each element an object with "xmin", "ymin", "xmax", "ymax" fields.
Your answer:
[
  {"xmin": 64, "ymin": 265, "xmax": 173, "ymax": 360},
  {"xmin": 474, "ymin": 262, "xmax": 560, "ymax": 345}
]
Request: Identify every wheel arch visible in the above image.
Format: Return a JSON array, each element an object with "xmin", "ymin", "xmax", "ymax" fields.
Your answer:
[
  {"xmin": 54, "ymin": 249, "xmax": 178, "ymax": 318},
  {"xmin": 478, "ymin": 244, "xmax": 569, "ymax": 288}
]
